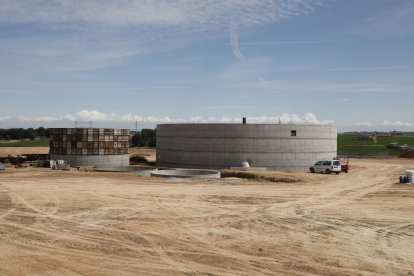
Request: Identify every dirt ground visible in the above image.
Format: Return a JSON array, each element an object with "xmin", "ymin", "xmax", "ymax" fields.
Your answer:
[
  {"xmin": 0, "ymin": 147, "xmax": 49, "ymax": 158},
  {"xmin": 1, "ymin": 158, "xmax": 414, "ymax": 275}
]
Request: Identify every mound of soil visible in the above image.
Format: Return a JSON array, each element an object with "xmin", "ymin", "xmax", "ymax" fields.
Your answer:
[
  {"xmin": 400, "ymin": 149, "xmax": 414, "ymax": 158},
  {"xmin": 129, "ymin": 155, "xmax": 156, "ymax": 166},
  {"xmin": 221, "ymin": 170, "xmax": 302, "ymax": 183}
]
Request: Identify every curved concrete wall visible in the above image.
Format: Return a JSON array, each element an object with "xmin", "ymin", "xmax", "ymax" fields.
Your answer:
[
  {"xmin": 49, "ymin": 154, "xmax": 129, "ymax": 168},
  {"xmin": 156, "ymin": 124, "xmax": 337, "ymax": 171}
]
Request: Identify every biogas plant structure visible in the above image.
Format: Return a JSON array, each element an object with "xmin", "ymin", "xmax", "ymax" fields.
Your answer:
[
  {"xmin": 156, "ymin": 122, "xmax": 337, "ymax": 171},
  {"xmin": 49, "ymin": 128, "xmax": 130, "ymax": 168}
]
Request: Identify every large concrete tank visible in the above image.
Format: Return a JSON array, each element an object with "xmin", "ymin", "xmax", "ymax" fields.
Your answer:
[
  {"xmin": 49, "ymin": 128, "xmax": 130, "ymax": 168},
  {"xmin": 156, "ymin": 124, "xmax": 337, "ymax": 171}
]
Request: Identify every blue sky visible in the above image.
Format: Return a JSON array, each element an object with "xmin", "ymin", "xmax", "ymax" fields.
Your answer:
[{"xmin": 0, "ymin": 0, "xmax": 413, "ymax": 131}]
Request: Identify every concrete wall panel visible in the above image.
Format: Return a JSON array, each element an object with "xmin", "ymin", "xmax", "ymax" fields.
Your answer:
[
  {"xmin": 156, "ymin": 124, "xmax": 337, "ymax": 171},
  {"xmin": 50, "ymin": 154, "xmax": 129, "ymax": 168}
]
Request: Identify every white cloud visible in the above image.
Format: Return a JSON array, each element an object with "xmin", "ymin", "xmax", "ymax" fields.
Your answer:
[
  {"xmin": 238, "ymin": 39, "xmax": 360, "ymax": 45},
  {"xmin": 4, "ymin": 110, "xmax": 414, "ymax": 131},
  {"xmin": 205, "ymin": 105, "xmax": 255, "ymax": 110},
  {"xmin": 0, "ymin": 1, "xmax": 325, "ymax": 29},
  {"xmin": 0, "ymin": 0, "xmax": 327, "ymax": 71},
  {"xmin": 230, "ymin": 26, "xmax": 246, "ymax": 62},
  {"xmin": 330, "ymin": 66, "xmax": 408, "ymax": 72},
  {"xmin": 0, "ymin": 110, "xmax": 333, "ymax": 126},
  {"xmin": 381, "ymin": 120, "xmax": 413, "ymax": 127},
  {"xmin": 0, "ymin": 116, "xmax": 11, "ymax": 121},
  {"xmin": 354, "ymin": 121, "xmax": 372, "ymax": 126},
  {"xmin": 350, "ymin": 120, "xmax": 414, "ymax": 129},
  {"xmin": 212, "ymin": 57, "xmax": 413, "ymax": 94},
  {"xmin": 355, "ymin": 1, "xmax": 414, "ymax": 37}
]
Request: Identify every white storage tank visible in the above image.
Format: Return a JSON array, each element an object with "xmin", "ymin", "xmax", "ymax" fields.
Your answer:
[
  {"xmin": 156, "ymin": 123, "xmax": 337, "ymax": 171},
  {"xmin": 405, "ymin": 170, "xmax": 414, "ymax": 184}
]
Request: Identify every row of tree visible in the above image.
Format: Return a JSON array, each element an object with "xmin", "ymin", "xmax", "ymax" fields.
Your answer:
[
  {"xmin": 0, "ymin": 127, "xmax": 51, "ymax": 140},
  {"xmin": 131, "ymin": 129, "xmax": 156, "ymax": 147}
]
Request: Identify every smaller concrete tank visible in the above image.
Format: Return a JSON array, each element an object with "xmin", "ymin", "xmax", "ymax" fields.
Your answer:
[{"xmin": 49, "ymin": 128, "xmax": 130, "ymax": 168}]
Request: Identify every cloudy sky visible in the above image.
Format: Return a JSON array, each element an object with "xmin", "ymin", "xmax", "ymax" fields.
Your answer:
[{"xmin": 0, "ymin": 0, "xmax": 413, "ymax": 131}]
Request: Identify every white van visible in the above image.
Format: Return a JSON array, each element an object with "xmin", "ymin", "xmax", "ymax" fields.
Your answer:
[{"xmin": 310, "ymin": 160, "xmax": 341, "ymax": 174}]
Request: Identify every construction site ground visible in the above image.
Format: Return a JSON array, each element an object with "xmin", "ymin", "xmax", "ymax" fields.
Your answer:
[{"xmin": 0, "ymin": 158, "xmax": 413, "ymax": 275}]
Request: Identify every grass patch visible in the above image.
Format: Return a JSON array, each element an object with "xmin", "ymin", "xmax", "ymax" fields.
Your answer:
[{"xmin": 338, "ymin": 135, "xmax": 414, "ymax": 156}]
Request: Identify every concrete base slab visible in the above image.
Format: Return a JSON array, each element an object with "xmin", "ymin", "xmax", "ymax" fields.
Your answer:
[
  {"xmin": 229, "ymin": 167, "xmax": 267, "ymax": 172},
  {"xmin": 150, "ymin": 168, "xmax": 220, "ymax": 179}
]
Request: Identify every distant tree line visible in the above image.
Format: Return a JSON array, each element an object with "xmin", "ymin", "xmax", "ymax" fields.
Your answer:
[
  {"xmin": 0, "ymin": 127, "xmax": 51, "ymax": 141},
  {"xmin": 131, "ymin": 128, "xmax": 156, "ymax": 147}
]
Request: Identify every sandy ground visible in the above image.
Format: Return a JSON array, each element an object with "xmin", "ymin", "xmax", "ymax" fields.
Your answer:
[
  {"xmin": 0, "ymin": 159, "xmax": 414, "ymax": 275},
  {"xmin": 0, "ymin": 147, "xmax": 49, "ymax": 157}
]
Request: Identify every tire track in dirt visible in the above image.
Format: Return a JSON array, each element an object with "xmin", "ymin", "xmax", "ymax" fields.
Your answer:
[
  {"xmin": 375, "ymin": 222, "xmax": 414, "ymax": 264},
  {"xmin": 85, "ymin": 185, "xmax": 194, "ymax": 272},
  {"xmin": 1, "ymin": 160, "xmax": 414, "ymax": 275},
  {"xmin": 3, "ymin": 190, "xmax": 159, "ymax": 261},
  {"xmin": 242, "ymin": 162, "xmax": 413, "ymax": 275},
  {"xmin": 153, "ymin": 196, "xmax": 278, "ymax": 275},
  {"xmin": 0, "ymin": 190, "xmax": 15, "ymax": 221}
]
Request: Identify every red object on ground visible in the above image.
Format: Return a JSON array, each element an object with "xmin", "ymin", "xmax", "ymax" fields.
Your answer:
[{"xmin": 341, "ymin": 158, "xmax": 349, "ymax": 173}]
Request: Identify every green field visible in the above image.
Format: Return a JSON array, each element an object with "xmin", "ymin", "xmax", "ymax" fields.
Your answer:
[
  {"xmin": 0, "ymin": 138, "xmax": 50, "ymax": 147},
  {"xmin": 338, "ymin": 135, "xmax": 414, "ymax": 156}
]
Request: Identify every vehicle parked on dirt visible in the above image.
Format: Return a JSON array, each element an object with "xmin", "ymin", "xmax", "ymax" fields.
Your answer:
[{"xmin": 310, "ymin": 160, "xmax": 341, "ymax": 174}]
